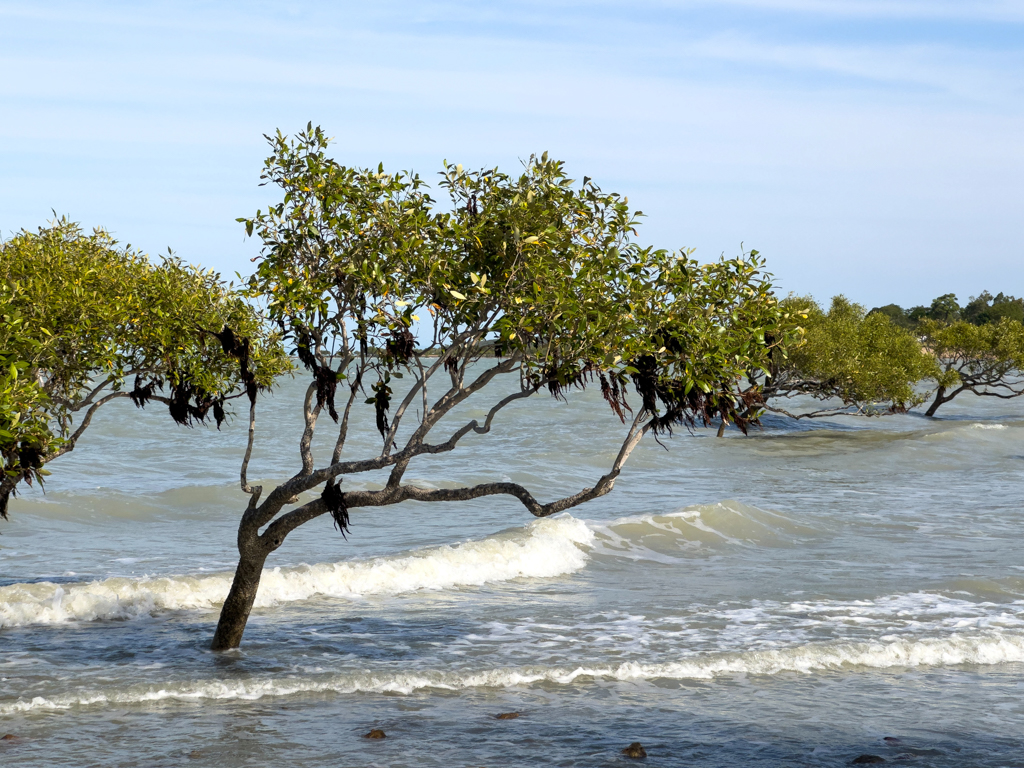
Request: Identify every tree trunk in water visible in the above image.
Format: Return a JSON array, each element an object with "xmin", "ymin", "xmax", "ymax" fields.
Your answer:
[
  {"xmin": 924, "ymin": 386, "xmax": 946, "ymax": 418},
  {"xmin": 716, "ymin": 420, "xmax": 727, "ymax": 438},
  {"xmin": 211, "ymin": 526, "xmax": 270, "ymax": 651}
]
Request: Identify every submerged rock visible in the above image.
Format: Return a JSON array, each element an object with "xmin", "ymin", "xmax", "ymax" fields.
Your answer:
[
  {"xmin": 622, "ymin": 742, "xmax": 647, "ymax": 758},
  {"xmin": 1, "ymin": 735, "xmax": 16, "ymax": 741},
  {"xmin": 494, "ymin": 712, "xmax": 520, "ymax": 720},
  {"xmin": 852, "ymin": 756, "xmax": 886, "ymax": 764},
  {"xmin": 363, "ymin": 729, "xmax": 387, "ymax": 739}
]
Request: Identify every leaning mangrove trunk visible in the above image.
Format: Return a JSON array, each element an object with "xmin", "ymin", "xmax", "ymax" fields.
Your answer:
[
  {"xmin": 211, "ymin": 524, "xmax": 270, "ymax": 651},
  {"xmin": 924, "ymin": 385, "xmax": 947, "ymax": 418}
]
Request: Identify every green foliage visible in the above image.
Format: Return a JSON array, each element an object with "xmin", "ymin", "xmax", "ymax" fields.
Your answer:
[
  {"xmin": 867, "ymin": 303, "xmax": 915, "ymax": 330},
  {"xmin": 871, "ymin": 291, "xmax": 1023, "ymax": 331},
  {"xmin": 919, "ymin": 317, "xmax": 1024, "ymax": 406},
  {"xmin": 766, "ymin": 295, "xmax": 939, "ymax": 416},
  {"xmin": 0, "ymin": 219, "xmax": 291, "ymax": 517},
  {"xmin": 0, "ymin": 287, "xmax": 56, "ymax": 492},
  {"xmin": 927, "ymin": 293, "xmax": 961, "ymax": 323},
  {"xmin": 961, "ymin": 291, "xmax": 1024, "ymax": 326},
  {"xmin": 241, "ymin": 126, "xmax": 791, "ymax": 434}
]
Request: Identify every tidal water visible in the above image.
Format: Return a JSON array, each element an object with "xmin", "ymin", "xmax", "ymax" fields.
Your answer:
[{"xmin": 2, "ymin": 372, "xmax": 1023, "ymax": 767}]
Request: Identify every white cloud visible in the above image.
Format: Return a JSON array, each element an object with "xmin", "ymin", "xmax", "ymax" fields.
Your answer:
[{"xmin": 0, "ymin": 0, "xmax": 1021, "ymax": 306}]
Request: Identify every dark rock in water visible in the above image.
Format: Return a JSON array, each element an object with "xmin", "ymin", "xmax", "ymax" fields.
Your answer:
[
  {"xmin": 188, "ymin": 750, "xmax": 202, "ymax": 759},
  {"xmin": 1, "ymin": 735, "xmax": 16, "ymax": 741},
  {"xmin": 622, "ymin": 742, "xmax": 647, "ymax": 758},
  {"xmin": 494, "ymin": 712, "xmax": 520, "ymax": 720},
  {"xmin": 363, "ymin": 729, "xmax": 387, "ymax": 739},
  {"xmin": 852, "ymin": 756, "xmax": 886, "ymax": 764},
  {"xmin": 883, "ymin": 737, "xmax": 901, "ymax": 743}
]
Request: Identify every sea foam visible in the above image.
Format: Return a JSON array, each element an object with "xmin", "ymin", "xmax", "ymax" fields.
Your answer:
[
  {"xmin": 0, "ymin": 516, "xmax": 593, "ymax": 627},
  {"xmin": 4, "ymin": 631, "xmax": 1021, "ymax": 713}
]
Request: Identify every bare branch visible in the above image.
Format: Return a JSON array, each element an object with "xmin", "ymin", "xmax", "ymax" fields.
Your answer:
[
  {"xmin": 382, "ymin": 350, "xmax": 452, "ymax": 455},
  {"xmin": 298, "ymin": 382, "xmax": 320, "ymax": 475},
  {"xmin": 262, "ymin": 411, "xmax": 654, "ymax": 547},
  {"xmin": 763, "ymin": 404, "xmax": 904, "ymax": 419},
  {"xmin": 410, "ymin": 355, "xmax": 522, "ymax": 444},
  {"xmin": 331, "ymin": 375, "xmax": 362, "ymax": 465},
  {"xmin": 240, "ymin": 398, "xmax": 257, "ymax": 495},
  {"xmin": 48, "ymin": 391, "xmax": 130, "ymax": 459}
]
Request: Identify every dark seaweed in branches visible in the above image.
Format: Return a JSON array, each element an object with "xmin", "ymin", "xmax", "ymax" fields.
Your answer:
[
  {"xmin": 191, "ymin": 391, "xmax": 214, "ymax": 422},
  {"xmin": 245, "ymin": 378, "xmax": 258, "ymax": 407},
  {"xmin": 167, "ymin": 380, "xmax": 220, "ymax": 427},
  {"xmin": 168, "ymin": 381, "xmax": 195, "ymax": 425},
  {"xmin": 129, "ymin": 375, "xmax": 161, "ymax": 408},
  {"xmin": 631, "ymin": 356, "xmax": 660, "ymax": 416},
  {"xmin": 0, "ymin": 486, "xmax": 11, "ymax": 521},
  {"xmin": 294, "ymin": 329, "xmax": 318, "ymax": 371},
  {"xmin": 599, "ymin": 372, "xmax": 631, "ymax": 424},
  {"xmin": 1, "ymin": 440, "xmax": 48, "ymax": 520},
  {"xmin": 370, "ymin": 378, "xmax": 392, "ymax": 439},
  {"xmin": 321, "ymin": 480, "xmax": 349, "ymax": 538},
  {"xmin": 386, "ymin": 327, "xmax": 415, "ymax": 364},
  {"xmin": 213, "ymin": 399, "xmax": 227, "ymax": 429},
  {"xmin": 628, "ymin": 354, "xmax": 758, "ymax": 437},
  {"xmin": 205, "ymin": 325, "xmax": 258, "ymax": 406},
  {"xmin": 546, "ymin": 361, "xmax": 596, "ymax": 402},
  {"xmin": 728, "ymin": 388, "xmax": 764, "ymax": 432},
  {"xmin": 212, "ymin": 326, "xmax": 249, "ymax": 371},
  {"xmin": 295, "ymin": 327, "xmax": 339, "ymax": 422},
  {"xmin": 17, "ymin": 442, "xmax": 43, "ymax": 471},
  {"xmin": 315, "ymin": 366, "xmax": 339, "ymax": 422}
]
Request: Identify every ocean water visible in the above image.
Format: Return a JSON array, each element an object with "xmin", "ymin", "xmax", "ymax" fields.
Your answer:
[{"xmin": 2, "ymin": 373, "xmax": 1023, "ymax": 767}]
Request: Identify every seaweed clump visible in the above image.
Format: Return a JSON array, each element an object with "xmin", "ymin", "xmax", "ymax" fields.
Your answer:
[
  {"xmin": 295, "ymin": 329, "xmax": 339, "ymax": 422},
  {"xmin": 321, "ymin": 480, "xmax": 349, "ymax": 537}
]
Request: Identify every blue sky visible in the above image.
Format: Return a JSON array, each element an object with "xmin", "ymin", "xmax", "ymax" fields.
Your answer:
[{"xmin": 2, "ymin": 1, "xmax": 1021, "ymax": 308}]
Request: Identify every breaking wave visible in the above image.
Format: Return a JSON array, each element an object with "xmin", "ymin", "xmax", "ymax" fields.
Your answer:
[
  {"xmin": 0, "ymin": 517, "xmax": 593, "ymax": 627},
  {"xmin": 590, "ymin": 500, "xmax": 818, "ymax": 560},
  {"xmin": 4, "ymin": 631, "xmax": 1022, "ymax": 713},
  {"xmin": 0, "ymin": 502, "xmax": 822, "ymax": 626}
]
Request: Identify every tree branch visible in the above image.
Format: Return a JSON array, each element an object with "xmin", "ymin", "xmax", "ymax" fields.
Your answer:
[
  {"xmin": 331, "ymin": 373, "xmax": 362, "ymax": 465},
  {"xmin": 298, "ymin": 382, "xmax": 321, "ymax": 475},
  {"xmin": 262, "ymin": 411, "xmax": 653, "ymax": 547},
  {"xmin": 47, "ymin": 391, "xmax": 130, "ymax": 459},
  {"xmin": 240, "ymin": 398, "xmax": 257, "ymax": 494}
]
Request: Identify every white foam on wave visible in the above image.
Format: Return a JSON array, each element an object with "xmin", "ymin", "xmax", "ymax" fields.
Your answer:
[
  {"xmin": 5, "ymin": 631, "xmax": 1022, "ymax": 713},
  {"xmin": 0, "ymin": 517, "xmax": 593, "ymax": 628},
  {"xmin": 589, "ymin": 500, "xmax": 818, "ymax": 560},
  {"xmin": 969, "ymin": 423, "xmax": 1008, "ymax": 430}
]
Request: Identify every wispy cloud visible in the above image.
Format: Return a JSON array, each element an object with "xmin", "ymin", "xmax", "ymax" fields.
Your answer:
[{"xmin": 1, "ymin": 1, "xmax": 1021, "ymax": 305}]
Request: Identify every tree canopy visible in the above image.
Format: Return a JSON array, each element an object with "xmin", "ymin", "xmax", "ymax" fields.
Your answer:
[
  {"xmin": 756, "ymin": 295, "xmax": 938, "ymax": 419},
  {"xmin": 0, "ymin": 219, "xmax": 290, "ymax": 519},
  {"xmin": 919, "ymin": 317, "xmax": 1024, "ymax": 416},
  {"xmin": 871, "ymin": 291, "xmax": 1024, "ymax": 329},
  {"xmin": 209, "ymin": 125, "xmax": 793, "ymax": 649},
  {"xmin": 866, "ymin": 291, "xmax": 1024, "ymax": 415}
]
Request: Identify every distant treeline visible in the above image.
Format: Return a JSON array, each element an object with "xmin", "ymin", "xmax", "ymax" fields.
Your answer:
[
  {"xmin": 755, "ymin": 289, "xmax": 1024, "ymax": 421},
  {"xmin": 870, "ymin": 291, "xmax": 1024, "ymax": 330}
]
